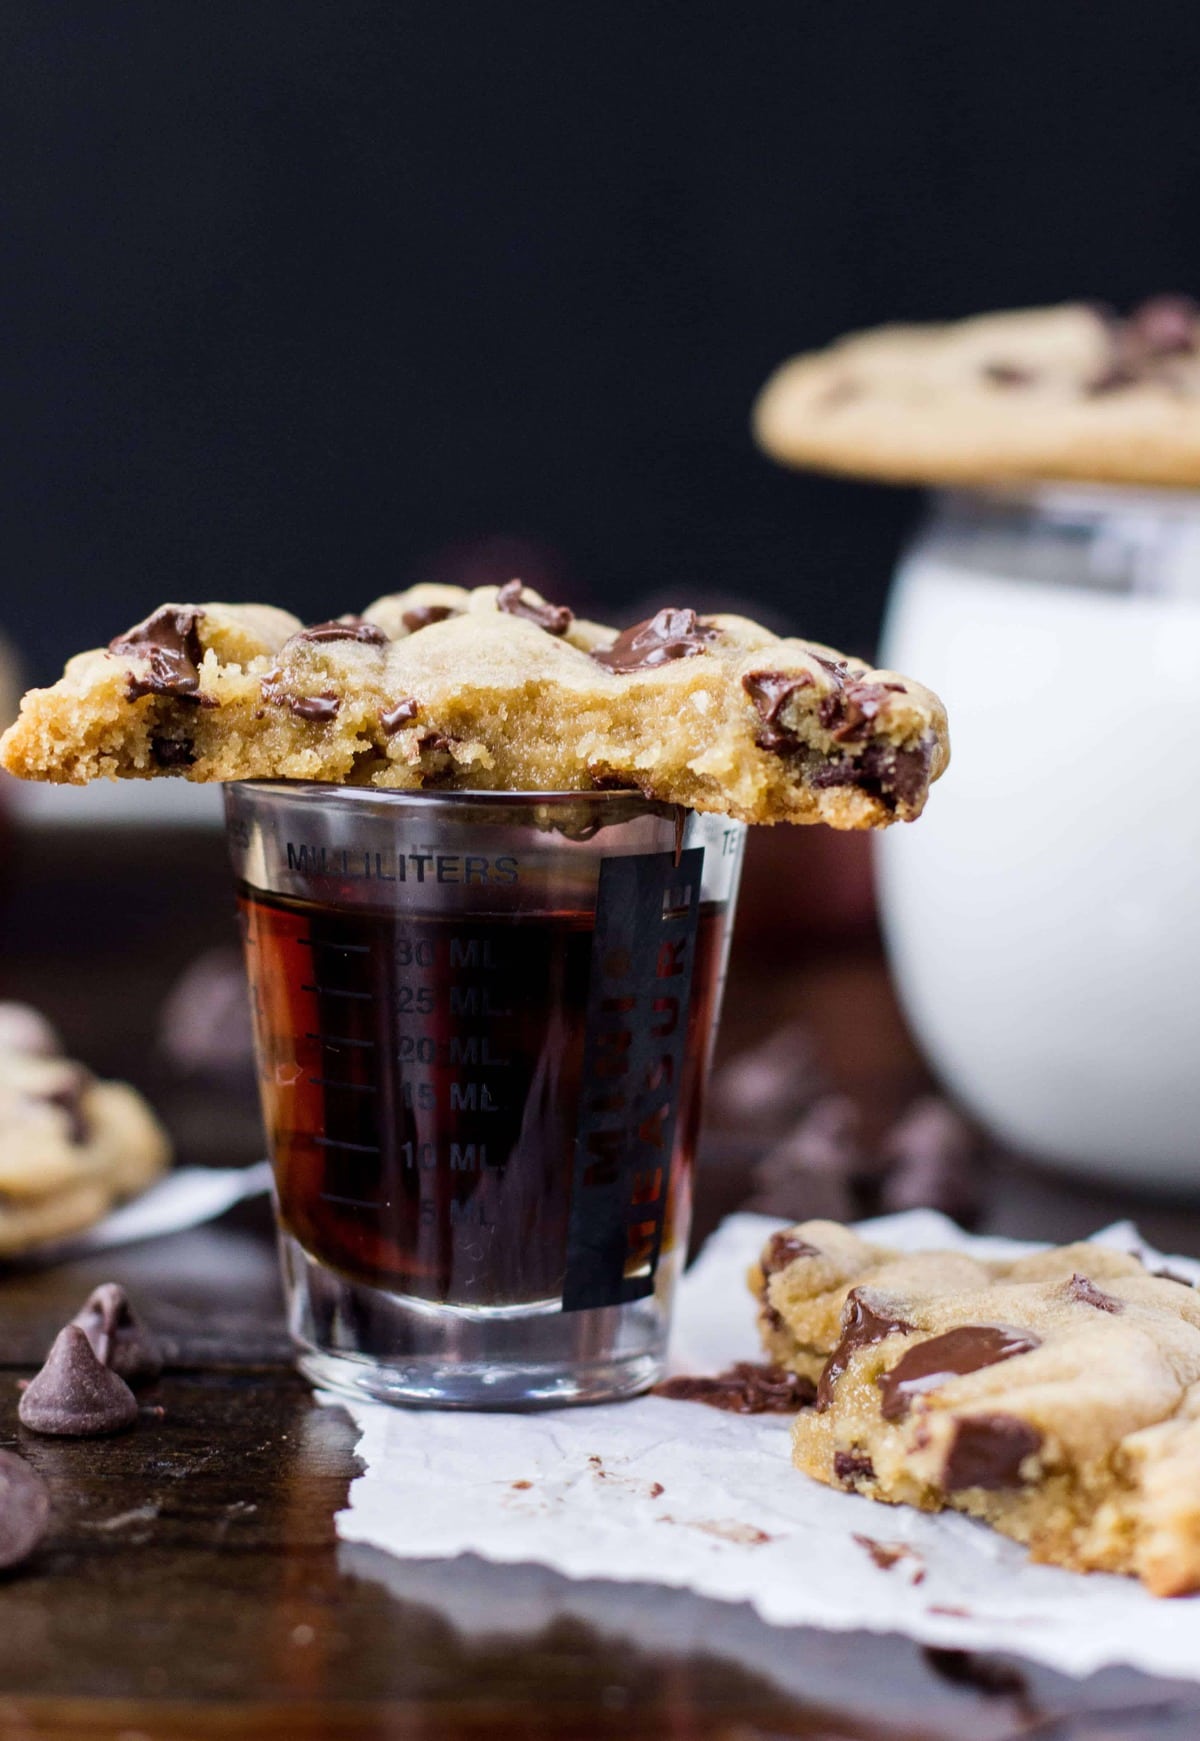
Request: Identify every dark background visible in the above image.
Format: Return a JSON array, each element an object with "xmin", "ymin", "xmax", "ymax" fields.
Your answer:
[{"xmin": 5, "ymin": 1, "xmax": 1200, "ymax": 684}]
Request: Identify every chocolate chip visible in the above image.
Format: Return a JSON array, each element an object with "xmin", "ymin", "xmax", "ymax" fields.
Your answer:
[
  {"xmin": 401, "ymin": 604, "xmax": 459, "ymax": 633},
  {"xmin": 653, "ymin": 1362, "xmax": 815, "ymax": 1415},
  {"xmin": 1064, "ymin": 1273, "xmax": 1122, "ymax": 1313},
  {"xmin": 70, "ymin": 1284, "xmax": 163, "ymax": 1387},
  {"xmin": 1127, "ymin": 294, "xmax": 1199, "ymax": 357},
  {"xmin": 150, "ymin": 734, "xmax": 196, "ymax": 768},
  {"xmin": 110, "ymin": 606, "xmax": 208, "ymax": 703},
  {"xmin": 746, "ymin": 1095, "xmax": 863, "ymax": 1224},
  {"xmin": 260, "ymin": 676, "xmax": 340, "ymax": 722},
  {"xmin": 0, "ymin": 1451, "xmax": 51, "ymax": 1571},
  {"xmin": 878, "ymin": 1096, "xmax": 981, "ymax": 1227},
  {"xmin": 941, "ymin": 1413, "xmax": 1042, "ymax": 1492},
  {"xmin": 18, "ymin": 1327, "xmax": 138, "ymax": 1437},
  {"xmin": 298, "ymin": 616, "xmax": 389, "ymax": 645},
  {"xmin": 160, "ymin": 947, "xmax": 255, "ymax": 1080},
  {"xmin": 817, "ymin": 1291, "xmax": 914, "ymax": 1411},
  {"xmin": 808, "ymin": 738, "xmax": 933, "ymax": 811},
  {"xmin": 707, "ymin": 1020, "xmax": 826, "ymax": 1138},
  {"xmin": 380, "ymin": 698, "xmax": 420, "ymax": 734},
  {"xmin": 878, "ymin": 1326, "xmax": 1040, "ymax": 1421},
  {"xmin": 742, "ymin": 670, "xmax": 815, "ymax": 746},
  {"xmin": 833, "ymin": 1449, "xmax": 875, "ymax": 1484},
  {"xmin": 591, "ymin": 608, "xmax": 718, "ymax": 673},
  {"xmin": 818, "ymin": 678, "xmax": 897, "ymax": 744},
  {"xmin": 815, "ymin": 377, "xmax": 862, "ymax": 409},
  {"xmin": 982, "ymin": 362, "xmax": 1037, "ymax": 387},
  {"xmin": 761, "ymin": 1230, "xmax": 821, "ymax": 1276},
  {"xmin": 40, "ymin": 1066, "xmax": 92, "ymax": 1145},
  {"xmin": 496, "ymin": 579, "xmax": 573, "ymax": 637},
  {"xmin": 1087, "ymin": 294, "xmax": 1200, "ymax": 393}
]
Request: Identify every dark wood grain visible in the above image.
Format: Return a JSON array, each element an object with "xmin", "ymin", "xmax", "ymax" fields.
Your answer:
[{"xmin": 1, "ymin": 821, "xmax": 1199, "ymax": 1740}]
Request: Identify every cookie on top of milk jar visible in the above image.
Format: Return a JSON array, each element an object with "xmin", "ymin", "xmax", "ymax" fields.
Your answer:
[{"xmin": 755, "ymin": 297, "xmax": 1200, "ymax": 1186}]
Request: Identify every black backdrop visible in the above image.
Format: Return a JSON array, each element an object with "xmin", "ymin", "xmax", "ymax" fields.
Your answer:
[{"xmin": 5, "ymin": 1, "xmax": 1200, "ymax": 682}]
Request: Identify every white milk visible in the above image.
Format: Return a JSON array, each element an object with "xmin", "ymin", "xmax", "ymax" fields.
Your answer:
[{"xmin": 879, "ymin": 547, "xmax": 1200, "ymax": 1186}]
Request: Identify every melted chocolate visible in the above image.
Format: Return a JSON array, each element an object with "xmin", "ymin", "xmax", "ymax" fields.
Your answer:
[
  {"xmin": 109, "ymin": 606, "xmax": 208, "ymax": 703},
  {"xmin": 653, "ymin": 1362, "xmax": 816, "ymax": 1415},
  {"xmin": 591, "ymin": 608, "xmax": 718, "ymax": 673},
  {"xmin": 496, "ymin": 580, "xmax": 573, "ymax": 637},
  {"xmin": 761, "ymin": 1229, "xmax": 820, "ymax": 1275},
  {"xmin": 401, "ymin": 604, "xmax": 459, "ymax": 633},
  {"xmin": 150, "ymin": 734, "xmax": 196, "ymax": 768},
  {"xmin": 819, "ymin": 679, "xmax": 900, "ymax": 744},
  {"xmin": 817, "ymin": 1290, "xmax": 914, "ymax": 1411},
  {"xmin": 878, "ymin": 1325, "xmax": 1040, "ymax": 1422},
  {"xmin": 942, "ymin": 1414, "xmax": 1042, "ymax": 1493},
  {"xmin": 1064, "ymin": 1273, "xmax": 1122, "ymax": 1313},
  {"xmin": 0, "ymin": 1451, "xmax": 51, "ymax": 1572},
  {"xmin": 261, "ymin": 676, "xmax": 340, "ymax": 722},
  {"xmin": 808, "ymin": 738, "xmax": 933, "ymax": 811},
  {"xmin": 380, "ymin": 698, "xmax": 420, "ymax": 734},
  {"xmin": 742, "ymin": 670, "xmax": 814, "ymax": 745},
  {"xmin": 42, "ymin": 1067, "xmax": 91, "ymax": 1145},
  {"xmin": 18, "ymin": 1326, "xmax": 138, "ymax": 1438},
  {"xmin": 833, "ymin": 1448, "xmax": 875, "ymax": 1484},
  {"xmin": 298, "ymin": 616, "xmax": 389, "ymax": 646}
]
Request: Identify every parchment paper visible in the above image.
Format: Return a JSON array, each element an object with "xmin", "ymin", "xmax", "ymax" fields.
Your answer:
[{"xmin": 328, "ymin": 1208, "xmax": 1200, "ymax": 1681}]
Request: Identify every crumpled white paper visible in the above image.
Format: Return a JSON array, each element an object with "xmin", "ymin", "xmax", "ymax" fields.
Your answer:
[
  {"xmin": 14, "ymin": 1161, "xmax": 273, "ymax": 1266},
  {"xmin": 329, "ymin": 1208, "xmax": 1200, "ymax": 1682}
]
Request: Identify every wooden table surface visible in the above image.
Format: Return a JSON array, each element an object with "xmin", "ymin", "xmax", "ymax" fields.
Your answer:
[{"xmin": 1, "ymin": 821, "xmax": 1198, "ymax": 1741}]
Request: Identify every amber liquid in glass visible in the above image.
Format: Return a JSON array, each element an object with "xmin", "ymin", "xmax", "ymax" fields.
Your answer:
[{"xmin": 239, "ymin": 887, "xmax": 726, "ymax": 1307}]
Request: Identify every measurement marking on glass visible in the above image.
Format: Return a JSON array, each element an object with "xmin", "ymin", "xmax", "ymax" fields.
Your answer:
[
  {"xmin": 300, "ymin": 984, "xmax": 375, "ymax": 1000},
  {"xmin": 307, "ymin": 1077, "xmax": 378, "ymax": 1092},
  {"xmin": 296, "ymin": 937, "xmax": 371, "ymax": 954},
  {"xmin": 318, "ymin": 1191, "xmax": 384, "ymax": 1210},
  {"xmin": 313, "ymin": 1135, "xmax": 382, "ymax": 1154},
  {"xmin": 305, "ymin": 1032, "xmax": 377, "ymax": 1048}
]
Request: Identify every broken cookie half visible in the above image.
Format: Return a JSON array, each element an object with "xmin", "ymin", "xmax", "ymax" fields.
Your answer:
[
  {"xmin": 750, "ymin": 1220, "xmax": 1200, "ymax": 1595},
  {"xmin": 0, "ymin": 583, "xmax": 948, "ymax": 829}
]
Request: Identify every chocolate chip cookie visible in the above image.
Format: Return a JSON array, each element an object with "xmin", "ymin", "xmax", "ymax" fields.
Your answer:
[
  {"xmin": 0, "ymin": 584, "xmax": 949, "ymax": 828},
  {"xmin": 0, "ymin": 1004, "xmax": 169, "ymax": 1255},
  {"xmin": 754, "ymin": 296, "xmax": 1200, "ymax": 487},
  {"xmin": 751, "ymin": 1219, "xmax": 1200, "ymax": 1594}
]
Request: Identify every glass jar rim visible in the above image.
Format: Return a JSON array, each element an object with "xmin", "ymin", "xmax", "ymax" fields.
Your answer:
[
  {"xmin": 938, "ymin": 480, "xmax": 1200, "ymax": 519},
  {"xmin": 230, "ymin": 779, "xmax": 683, "ymax": 812}
]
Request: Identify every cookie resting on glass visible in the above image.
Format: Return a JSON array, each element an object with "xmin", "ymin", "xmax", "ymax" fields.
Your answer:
[{"xmin": 0, "ymin": 583, "xmax": 949, "ymax": 830}]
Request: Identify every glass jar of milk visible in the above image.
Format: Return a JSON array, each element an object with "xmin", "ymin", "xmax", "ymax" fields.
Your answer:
[{"xmin": 879, "ymin": 486, "xmax": 1200, "ymax": 1187}]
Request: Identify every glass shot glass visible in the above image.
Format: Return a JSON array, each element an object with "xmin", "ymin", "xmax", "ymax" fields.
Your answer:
[{"xmin": 226, "ymin": 782, "xmax": 745, "ymax": 1408}]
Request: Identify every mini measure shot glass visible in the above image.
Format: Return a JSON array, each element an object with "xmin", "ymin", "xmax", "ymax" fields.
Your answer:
[{"xmin": 226, "ymin": 783, "xmax": 745, "ymax": 1408}]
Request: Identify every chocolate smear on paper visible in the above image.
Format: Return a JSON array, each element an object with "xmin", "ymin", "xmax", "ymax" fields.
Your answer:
[{"xmin": 654, "ymin": 1362, "xmax": 815, "ymax": 1415}]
